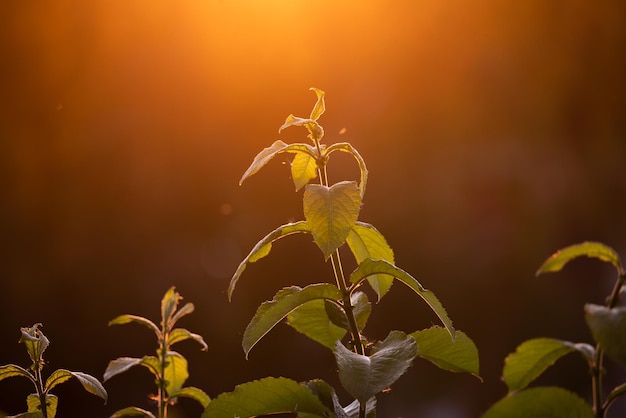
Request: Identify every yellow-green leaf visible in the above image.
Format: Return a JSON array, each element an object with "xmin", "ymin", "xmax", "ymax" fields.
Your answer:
[
  {"xmin": 26, "ymin": 393, "xmax": 57, "ymax": 417},
  {"xmin": 346, "ymin": 222, "xmax": 394, "ymax": 301},
  {"xmin": 537, "ymin": 241, "xmax": 623, "ymax": 276},
  {"xmin": 308, "ymin": 88, "xmax": 326, "ymax": 121},
  {"xmin": 303, "ymin": 181, "xmax": 361, "ymax": 260},
  {"xmin": 164, "ymin": 352, "xmax": 189, "ymax": 396},
  {"xmin": 291, "ymin": 151, "xmax": 318, "ymax": 191}
]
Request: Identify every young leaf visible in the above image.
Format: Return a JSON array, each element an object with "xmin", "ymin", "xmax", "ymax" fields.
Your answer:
[
  {"xmin": 0, "ymin": 364, "xmax": 34, "ymax": 383},
  {"xmin": 239, "ymin": 140, "xmax": 317, "ymax": 185},
  {"xmin": 19, "ymin": 323, "xmax": 49, "ymax": 364},
  {"xmin": 346, "ymin": 222, "xmax": 394, "ymax": 301},
  {"xmin": 309, "ymin": 87, "xmax": 326, "ymax": 121},
  {"xmin": 26, "ymin": 393, "xmax": 58, "ymax": 417},
  {"xmin": 502, "ymin": 338, "xmax": 579, "ymax": 392},
  {"xmin": 229, "ymin": 221, "xmax": 311, "ymax": 300},
  {"xmin": 108, "ymin": 314, "xmax": 160, "ymax": 336},
  {"xmin": 169, "ymin": 302, "xmax": 194, "ymax": 328},
  {"xmin": 410, "ymin": 327, "xmax": 481, "ymax": 379},
  {"xmin": 537, "ymin": 241, "xmax": 623, "ymax": 276},
  {"xmin": 335, "ymin": 331, "xmax": 418, "ymax": 403},
  {"xmin": 167, "ymin": 328, "xmax": 208, "ymax": 350},
  {"xmin": 169, "ymin": 386, "xmax": 210, "ymax": 408},
  {"xmin": 161, "ymin": 286, "xmax": 181, "ymax": 327},
  {"xmin": 243, "ymin": 284, "xmax": 342, "ymax": 358},
  {"xmin": 287, "ymin": 299, "xmax": 348, "ymax": 350},
  {"xmin": 201, "ymin": 377, "xmax": 334, "ymax": 418},
  {"xmin": 585, "ymin": 304, "xmax": 626, "ymax": 368},
  {"xmin": 480, "ymin": 386, "xmax": 594, "ymax": 418},
  {"xmin": 291, "ymin": 150, "xmax": 319, "ymax": 191},
  {"xmin": 45, "ymin": 369, "xmax": 107, "ymax": 402},
  {"xmin": 349, "ymin": 258, "xmax": 455, "ymax": 340},
  {"xmin": 163, "ymin": 352, "xmax": 189, "ymax": 396},
  {"xmin": 110, "ymin": 406, "xmax": 156, "ymax": 417},
  {"xmin": 304, "ymin": 181, "xmax": 362, "ymax": 260}
]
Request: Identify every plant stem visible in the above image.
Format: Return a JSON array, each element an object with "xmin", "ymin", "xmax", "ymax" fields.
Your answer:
[
  {"xmin": 592, "ymin": 272, "xmax": 625, "ymax": 418},
  {"xmin": 35, "ymin": 364, "xmax": 48, "ymax": 418},
  {"xmin": 315, "ymin": 137, "xmax": 366, "ymax": 418},
  {"xmin": 158, "ymin": 341, "xmax": 168, "ymax": 418}
]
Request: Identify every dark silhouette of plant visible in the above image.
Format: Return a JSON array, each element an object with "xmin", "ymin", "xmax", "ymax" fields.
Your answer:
[
  {"xmin": 0, "ymin": 323, "xmax": 107, "ymax": 418},
  {"xmin": 104, "ymin": 286, "xmax": 209, "ymax": 418},
  {"xmin": 482, "ymin": 241, "xmax": 626, "ymax": 418},
  {"xmin": 204, "ymin": 88, "xmax": 480, "ymax": 418}
]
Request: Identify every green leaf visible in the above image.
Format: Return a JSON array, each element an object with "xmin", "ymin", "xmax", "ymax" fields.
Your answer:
[
  {"xmin": 291, "ymin": 150, "xmax": 319, "ymax": 191},
  {"xmin": 335, "ymin": 331, "xmax": 418, "ymax": 403},
  {"xmin": 164, "ymin": 351, "xmax": 188, "ymax": 395},
  {"xmin": 169, "ymin": 302, "xmax": 194, "ymax": 328},
  {"xmin": 410, "ymin": 327, "xmax": 481, "ymax": 379},
  {"xmin": 161, "ymin": 286, "xmax": 181, "ymax": 326},
  {"xmin": 304, "ymin": 181, "xmax": 362, "ymax": 260},
  {"xmin": 537, "ymin": 241, "xmax": 623, "ymax": 276},
  {"xmin": 239, "ymin": 140, "xmax": 317, "ymax": 185},
  {"xmin": 19, "ymin": 324, "xmax": 49, "ymax": 364},
  {"xmin": 303, "ymin": 379, "xmax": 349, "ymax": 418},
  {"xmin": 346, "ymin": 222, "xmax": 394, "ymax": 301},
  {"xmin": 585, "ymin": 304, "xmax": 626, "ymax": 368},
  {"xmin": 0, "ymin": 364, "xmax": 34, "ymax": 383},
  {"xmin": 45, "ymin": 369, "xmax": 107, "ymax": 402},
  {"xmin": 349, "ymin": 259, "xmax": 455, "ymax": 340},
  {"xmin": 103, "ymin": 356, "xmax": 159, "ymax": 382},
  {"xmin": 243, "ymin": 284, "xmax": 341, "ymax": 358},
  {"xmin": 503, "ymin": 338, "xmax": 580, "ymax": 392},
  {"xmin": 169, "ymin": 386, "xmax": 211, "ymax": 408},
  {"xmin": 351, "ymin": 291, "xmax": 372, "ymax": 332},
  {"xmin": 108, "ymin": 314, "xmax": 160, "ymax": 337},
  {"xmin": 26, "ymin": 393, "xmax": 57, "ymax": 417},
  {"xmin": 325, "ymin": 142, "xmax": 369, "ymax": 200},
  {"xmin": 229, "ymin": 221, "xmax": 311, "ymax": 300},
  {"xmin": 287, "ymin": 299, "xmax": 347, "ymax": 350},
  {"xmin": 480, "ymin": 386, "xmax": 594, "ymax": 418},
  {"xmin": 110, "ymin": 406, "xmax": 156, "ymax": 417},
  {"xmin": 201, "ymin": 377, "xmax": 334, "ymax": 418},
  {"xmin": 308, "ymin": 88, "xmax": 326, "ymax": 121},
  {"xmin": 167, "ymin": 328, "xmax": 207, "ymax": 350}
]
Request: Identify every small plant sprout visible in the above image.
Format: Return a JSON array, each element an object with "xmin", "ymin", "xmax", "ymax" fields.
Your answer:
[
  {"xmin": 0, "ymin": 323, "xmax": 107, "ymax": 418},
  {"xmin": 203, "ymin": 88, "xmax": 480, "ymax": 418},
  {"xmin": 104, "ymin": 286, "xmax": 210, "ymax": 418},
  {"xmin": 482, "ymin": 241, "xmax": 626, "ymax": 418}
]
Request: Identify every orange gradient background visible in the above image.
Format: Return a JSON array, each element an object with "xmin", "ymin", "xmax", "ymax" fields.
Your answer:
[{"xmin": 1, "ymin": 1, "xmax": 625, "ymax": 416}]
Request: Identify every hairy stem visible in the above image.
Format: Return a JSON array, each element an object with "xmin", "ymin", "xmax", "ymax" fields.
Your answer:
[{"xmin": 35, "ymin": 363, "xmax": 47, "ymax": 418}]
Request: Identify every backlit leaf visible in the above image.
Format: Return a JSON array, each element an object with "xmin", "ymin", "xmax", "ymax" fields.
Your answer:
[
  {"xmin": 169, "ymin": 386, "xmax": 210, "ymax": 408},
  {"xmin": 288, "ymin": 299, "xmax": 347, "ymax": 350},
  {"xmin": 161, "ymin": 286, "xmax": 181, "ymax": 326},
  {"xmin": 229, "ymin": 221, "xmax": 311, "ymax": 300},
  {"xmin": 164, "ymin": 352, "xmax": 188, "ymax": 395},
  {"xmin": 201, "ymin": 377, "xmax": 333, "ymax": 418},
  {"xmin": 240, "ymin": 140, "xmax": 317, "ymax": 185},
  {"xmin": 243, "ymin": 284, "xmax": 341, "ymax": 358},
  {"xmin": 309, "ymin": 88, "xmax": 326, "ymax": 121},
  {"xmin": 0, "ymin": 364, "xmax": 33, "ymax": 383},
  {"xmin": 346, "ymin": 222, "xmax": 394, "ymax": 301},
  {"xmin": 167, "ymin": 328, "xmax": 207, "ymax": 350},
  {"xmin": 585, "ymin": 304, "xmax": 626, "ymax": 368},
  {"xmin": 325, "ymin": 142, "xmax": 368, "ymax": 199},
  {"xmin": 108, "ymin": 314, "xmax": 160, "ymax": 337},
  {"xmin": 19, "ymin": 323, "xmax": 49, "ymax": 364},
  {"xmin": 349, "ymin": 258, "xmax": 455, "ymax": 340},
  {"xmin": 304, "ymin": 181, "xmax": 361, "ymax": 259},
  {"xmin": 26, "ymin": 393, "xmax": 57, "ymax": 417},
  {"xmin": 335, "ymin": 331, "xmax": 417, "ymax": 403},
  {"xmin": 503, "ymin": 338, "xmax": 579, "ymax": 392},
  {"xmin": 103, "ymin": 357, "xmax": 143, "ymax": 382},
  {"xmin": 537, "ymin": 241, "xmax": 623, "ymax": 276},
  {"xmin": 410, "ymin": 327, "xmax": 480, "ymax": 379},
  {"xmin": 480, "ymin": 386, "xmax": 594, "ymax": 418},
  {"xmin": 110, "ymin": 406, "xmax": 156, "ymax": 417},
  {"xmin": 291, "ymin": 151, "xmax": 319, "ymax": 191}
]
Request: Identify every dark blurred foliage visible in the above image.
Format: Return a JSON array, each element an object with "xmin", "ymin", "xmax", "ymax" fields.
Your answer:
[{"xmin": 1, "ymin": 1, "xmax": 625, "ymax": 417}]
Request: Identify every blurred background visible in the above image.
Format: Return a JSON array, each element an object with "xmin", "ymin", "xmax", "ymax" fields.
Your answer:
[{"xmin": 1, "ymin": 1, "xmax": 625, "ymax": 416}]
